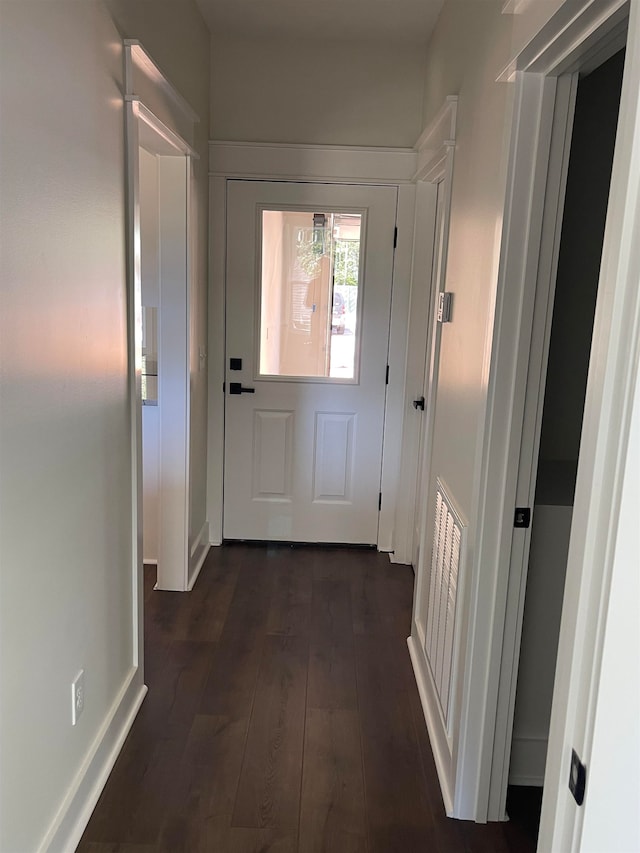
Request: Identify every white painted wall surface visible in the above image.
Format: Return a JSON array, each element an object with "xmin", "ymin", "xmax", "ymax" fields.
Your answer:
[
  {"xmin": 210, "ymin": 35, "xmax": 426, "ymax": 147},
  {"xmin": 416, "ymin": 0, "xmax": 639, "ymax": 841},
  {"xmin": 419, "ymin": 2, "xmax": 512, "ymax": 524},
  {"xmin": 510, "ymin": 504, "xmax": 572, "ymax": 786},
  {"xmin": 139, "ymin": 148, "xmax": 160, "ymax": 563},
  {"xmin": 580, "ymin": 362, "xmax": 640, "ymax": 853},
  {"xmin": 0, "ymin": 2, "xmax": 209, "ymax": 850},
  {"xmin": 413, "ymin": 0, "xmax": 614, "ymax": 819},
  {"xmin": 0, "ymin": 5, "xmax": 133, "ymax": 850}
]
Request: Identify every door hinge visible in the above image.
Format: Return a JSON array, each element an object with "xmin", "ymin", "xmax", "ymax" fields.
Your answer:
[
  {"xmin": 385, "ymin": 364, "xmax": 390, "ymax": 385},
  {"xmin": 437, "ymin": 291, "xmax": 454, "ymax": 323},
  {"xmin": 569, "ymin": 749, "xmax": 586, "ymax": 806},
  {"xmin": 514, "ymin": 507, "xmax": 531, "ymax": 529},
  {"xmin": 378, "ymin": 492, "xmax": 382, "ymax": 511},
  {"xmin": 223, "ymin": 381, "xmax": 226, "ymax": 393},
  {"xmin": 393, "ymin": 227, "xmax": 398, "ymax": 249}
]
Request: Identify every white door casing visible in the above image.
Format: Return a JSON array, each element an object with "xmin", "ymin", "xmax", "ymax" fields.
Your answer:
[
  {"xmin": 412, "ymin": 179, "xmax": 447, "ymax": 569},
  {"xmin": 223, "ymin": 180, "xmax": 398, "ymax": 544},
  {"xmin": 391, "ymin": 96, "xmax": 457, "ymax": 568},
  {"xmin": 207, "ymin": 143, "xmax": 418, "ymax": 551}
]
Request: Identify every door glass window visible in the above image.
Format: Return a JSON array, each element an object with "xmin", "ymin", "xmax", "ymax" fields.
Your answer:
[{"xmin": 259, "ymin": 209, "xmax": 362, "ymax": 380}]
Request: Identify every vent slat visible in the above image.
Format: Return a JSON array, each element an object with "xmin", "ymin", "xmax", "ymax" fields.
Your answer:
[{"xmin": 424, "ymin": 479, "xmax": 466, "ymax": 730}]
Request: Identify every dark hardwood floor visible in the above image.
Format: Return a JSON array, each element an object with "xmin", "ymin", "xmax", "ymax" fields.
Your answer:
[{"xmin": 77, "ymin": 545, "xmax": 539, "ymax": 853}]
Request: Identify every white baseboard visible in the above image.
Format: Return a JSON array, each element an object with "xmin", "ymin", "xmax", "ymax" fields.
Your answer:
[
  {"xmin": 508, "ymin": 735, "xmax": 547, "ymax": 787},
  {"xmin": 407, "ymin": 633, "xmax": 455, "ymax": 815},
  {"xmin": 188, "ymin": 520, "xmax": 210, "ymax": 589},
  {"xmin": 39, "ymin": 668, "xmax": 147, "ymax": 853},
  {"xmin": 389, "ymin": 551, "xmax": 412, "ymax": 566}
]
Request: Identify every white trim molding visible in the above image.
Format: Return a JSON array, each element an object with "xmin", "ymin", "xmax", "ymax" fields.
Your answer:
[
  {"xmin": 408, "ymin": 634, "xmax": 455, "ymax": 814},
  {"xmin": 188, "ymin": 520, "xmax": 210, "ymax": 590},
  {"xmin": 131, "ymin": 99, "xmax": 199, "ymax": 160},
  {"xmin": 508, "ymin": 735, "xmax": 547, "ymax": 787},
  {"xmin": 206, "ymin": 141, "xmax": 417, "ymax": 554},
  {"xmin": 124, "ymin": 39, "xmax": 199, "ymax": 126},
  {"xmin": 39, "ymin": 671, "xmax": 146, "ymax": 853},
  {"xmin": 208, "ymin": 141, "xmax": 417, "ymax": 184},
  {"xmin": 502, "ymin": 0, "xmax": 537, "ymax": 13},
  {"xmin": 125, "ymin": 47, "xmax": 196, "ymax": 594},
  {"xmin": 392, "ymin": 96, "xmax": 457, "ymax": 567},
  {"xmin": 413, "ymin": 96, "xmax": 458, "ymax": 183},
  {"xmin": 498, "ymin": 0, "xmax": 628, "ymax": 81}
]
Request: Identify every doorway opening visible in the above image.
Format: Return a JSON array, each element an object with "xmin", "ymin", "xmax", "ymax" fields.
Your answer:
[
  {"xmin": 136, "ymin": 140, "xmax": 192, "ymax": 592},
  {"xmin": 123, "ymin": 38, "xmax": 199, "ymax": 602},
  {"xmin": 506, "ymin": 48, "xmax": 626, "ymax": 842}
]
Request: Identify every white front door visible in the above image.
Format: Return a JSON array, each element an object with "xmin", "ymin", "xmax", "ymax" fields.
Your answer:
[{"xmin": 223, "ymin": 180, "xmax": 397, "ymax": 544}]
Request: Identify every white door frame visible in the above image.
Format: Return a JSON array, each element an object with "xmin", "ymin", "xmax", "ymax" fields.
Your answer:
[
  {"xmin": 402, "ymin": 98, "xmax": 466, "ymax": 815},
  {"xmin": 206, "ymin": 142, "xmax": 419, "ymax": 550},
  {"xmin": 391, "ymin": 96, "xmax": 457, "ymax": 568},
  {"xmin": 487, "ymin": 68, "xmax": 579, "ymax": 816},
  {"xmin": 124, "ymin": 40, "xmax": 199, "ymax": 614},
  {"xmin": 450, "ymin": 0, "xmax": 635, "ymax": 839}
]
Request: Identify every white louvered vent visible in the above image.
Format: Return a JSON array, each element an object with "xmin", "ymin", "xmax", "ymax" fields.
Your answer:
[{"xmin": 425, "ymin": 478, "xmax": 466, "ymax": 727}]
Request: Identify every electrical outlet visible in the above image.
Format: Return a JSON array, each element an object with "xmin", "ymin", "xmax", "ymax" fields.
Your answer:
[{"xmin": 71, "ymin": 670, "xmax": 85, "ymax": 726}]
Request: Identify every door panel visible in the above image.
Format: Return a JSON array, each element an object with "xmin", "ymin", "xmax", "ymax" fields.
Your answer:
[{"xmin": 224, "ymin": 180, "xmax": 397, "ymax": 543}]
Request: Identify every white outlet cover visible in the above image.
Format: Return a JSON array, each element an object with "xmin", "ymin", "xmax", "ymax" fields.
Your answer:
[{"xmin": 71, "ymin": 669, "xmax": 85, "ymax": 726}]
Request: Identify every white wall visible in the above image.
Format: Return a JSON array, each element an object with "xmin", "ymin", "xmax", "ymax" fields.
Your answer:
[
  {"xmin": 0, "ymin": 2, "xmax": 209, "ymax": 850},
  {"xmin": 580, "ymin": 360, "xmax": 640, "ymax": 853},
  {"xmin": 140, "ymin": 147, "xmax": 160, "ymax": 563},
  {"xmin": 417, "ymin": 0, "xmax": 638, "ymax": 840},
  {"xmin": 0, "ymin": 5, "xmax": 132, "ymax": 850},
  {"xmin": 416, "ymin": 0, "xmax": 568, "ymax": 525},
  {"xmin": 210, "ymin": 34, "xmax": 426, "ymax": 147},
  {"xmin": 418, "ymin": 2, "xmax": 513, "ymax": 529},
  {"xmin": 413, "ymin": 0, "xmax": 616, "ymax": 815}
]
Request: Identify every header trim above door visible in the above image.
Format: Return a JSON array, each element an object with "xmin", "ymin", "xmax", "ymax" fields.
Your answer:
[{"xmin": 209, "ymin": 140, "xmax": 418, "ymax": 184}]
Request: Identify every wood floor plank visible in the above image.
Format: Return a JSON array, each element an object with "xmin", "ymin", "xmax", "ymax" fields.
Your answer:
[
  {"xmin": 174, "ymin": 560, "xmax": 240, "ymax": 642},
  {"xmin": 199, "ymin": 629, "xmax": 264, "ymax": 718},
  {"xmin": 350, "ymin": 562, "xmax": 384, "ymax": 637},
  {"xmin": 311, "ymin": 577, "xmax": 353, "ymax": 642},
  {"xmin": 311, "ymin": 547, "xmax": 363, "ymax": 583},
  {"xmin": 219, "ymin": 552, "xmax": 275, "ymax": 636},
  {"xmin": 232, "ymin": 634, "xmax": 308, "ymax": 830},
  {"xmin": 136, "ymin": 639, "xmax": 214, "ymax": 737},
  {"xmin": 355, "ymin": 634, "xmax": 436, "ymax": 853},
  {"xmin": 156, "ymin": 714, "xmax": 250, "ymax": 852},
  {"xmin": 307, "ymin": 636, "xmax": 357, "ymax": 711},
  {"xmin": 81, "ymin": 734, "xmax": 186, "ymax": 844},
  {"xmin": 203, "ymin": 825, "xmax": 297, "ymax": 853},
  {"xmin": 405, "ymin": 680, "xmax": 471, "ymax": 853},
  {"xmin": 145, "ymin": 588, "xmax": 190, "ymax": 641},
  {"xmin": 79, "ymin": 546, "xmax": 539, "ymax": 853},
  {"xmin": 77, "ymin": 844, "xmax": 157, "ymax": 853},
  {"xmin": 267, "ymin": 554, "xmax": 313, "ymax": 637},
  {"xmin": 298, "ymin": 708, "xmax": 367, "ymax": 853}
]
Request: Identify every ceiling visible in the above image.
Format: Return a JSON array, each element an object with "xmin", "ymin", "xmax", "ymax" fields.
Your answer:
[{"xmin": 196, "ymin": 0, "xmax": 445, "ymax": 45}]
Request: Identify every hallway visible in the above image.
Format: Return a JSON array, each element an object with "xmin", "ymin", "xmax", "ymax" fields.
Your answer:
[{"xmin": 77, "ymin": 547, "xmax": 535, "ymax": 852}]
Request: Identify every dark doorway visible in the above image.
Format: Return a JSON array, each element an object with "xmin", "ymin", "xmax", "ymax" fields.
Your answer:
[{"xmin": 507, "ymin": 48, "xmax": 626, "ymax": 844}]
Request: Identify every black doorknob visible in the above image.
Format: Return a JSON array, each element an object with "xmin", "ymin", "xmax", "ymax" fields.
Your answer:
[{"xmin": 229, "ymin": 382, "xmax": 255, "ymax": 395}]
